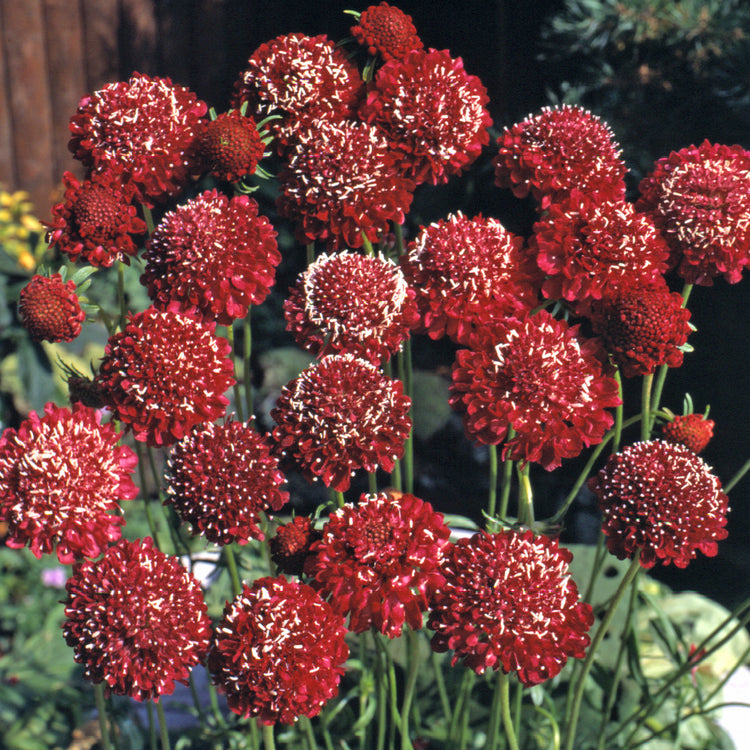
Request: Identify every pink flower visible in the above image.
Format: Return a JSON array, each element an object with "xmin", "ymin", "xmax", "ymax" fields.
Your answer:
[
  {"xmin": 493, "ymin": 105, "xmax": 627, "ymax": 208},
  {"xmin": 96, "ymin": 306, "xmax": 235, "ymax": 446},
  {"xmin": 63, "ymin": 537, "xmax": 211, "ymax": 701},
  {"xmin": 305, "ymin": 492, "xmax": 450, "ymax": 637},
  {"xmin": 68, "ymin": 73, "xmax": 207, "ymax": 202},
  {"xmin": 271, "ymin": 353, "xmax": 412, "ymax": 491},
  {"xmin": 0, "ymin": 403, "xmax": 137, "ymax": 564},
  {"xmin": 428, "ymin": 529, "xmax": 594, "ymax": 685},
  {"xmin": 351, "ymin": 2, "xmax": 424, "ymax": 62},
  {"xmin": 590, "ymin": 440, "xmax": 729, "ymax": 569},
  {"xmin": 360, "ymin": 48, "xmax": 491, "ymax": 185},
  {"xmin": 450, "ymin": 310, "xmax": 621, "ymax": 469},
  {"xmin": 208, "ymin": 575, "xmax": 348, "ymax": 724},
  {"xmin": 284, "ymin": 251, "xmax": 419, "ymax": 363},
  {"xmin": 636, "ymin": 140, "xmax": 750, "ymax": 285},
  {"xmin": 142, "ymin": 190, "xmax": 280, "ymax": 324},
  {"xmin": 166, "ymin": 418, "xmax": 288, "ymax": 545}
]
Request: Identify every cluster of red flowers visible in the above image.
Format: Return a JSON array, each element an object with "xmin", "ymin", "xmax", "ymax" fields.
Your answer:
[{"xmin": 6, "ymin": 0, "xmax": 749, "ymax": 731}]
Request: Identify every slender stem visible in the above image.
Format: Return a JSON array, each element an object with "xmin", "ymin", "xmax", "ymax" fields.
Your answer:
[
  {"xmin": 517, "ymin": 463, "xmax": 534, "ymax": 528},
  {"xmin": 369, "ymin": 471, "xmax": 378, "ymax": 495},
  {"xmin": 135, "ymin": 440, "xmax": 162, "ymax": 548},
  {"xmin": 487, "ymin": 444, "xmax": 498, "ymax": 524},
  {"xmin": 562, "ymin": 554, "xmax": 642, "ymax": 750},
  {"xmin": 400, "ymin": 629, "xmax": 420, "ymax": 750},
  {"xmin": 227, "ymin": 323, "xmax": 246, "ymax": 423},
  {"xmin": 244, "ymin": 313, "xmax": 254, "ymax": 422},
  {"xmin": 142, "ymin": 203, "xmax": 156, "ymax": 235},
  {"xmin": 447, "ymin": 669, "xmax": 475, "ymax": 749},
  {"xmin": 306, "ymin": 242, "xmax": 315, "ymax": 266},
  {"xmin": 334, "ymin": 490, "xmax": 346, "ymax": 509},
  {"xmin": 724, "ymin": 456, "xmax": 750, "ymax": 493},
  {"xmin": 94, "ymin": 683, "xmax": 112, "ymax": 750},
  {"xmin": 430, "ymin": 651, "xmax": 452, "ymax": 726},
  {"xmin": 640, "ymin": 373, "xmax": 653, "ymax": 442},
  {"xmin": 224, "ymin": 545, "xmax": 243, "ymax": 598},
  {"xmin": 299, "ymin": 716, "xmax": 318, "ymax": 750},
  {"xmin": 148, "ymin": 701, "xmax": 157, "ymax": 750},
  {"xmin": 374, "ymin": 632, "xmax": 388, "ymax": 750},
  {"xmin": 498, "ymin": 671, "xmax": 520, "ymax": 750},
  {"xmin": 612, "ymin": 368, "xmax": 623, "ymax": 454},
  {"xmin": 397, "ymin": 341, "xmax": 414, "ymax": 494},
  {"xmin": 498, "ymin": 434, "xmax": 515, "ymax": 522},
  {"xmin": 394, "ymin": 223, "xmax": 405, "ymax": 258},
  {"xmin": 117, "ymin": 262, "xmax": 127, "ymax": 331},
  {"xmin": 262, "ymin": 724, "xmax": 276, "ymax": 750},
  {"xmin": 155, "ymin": 699, "xmax": 171, "ymax": 750},
  {"xmin": 361, "ymin": 232, "xmax": 375, "ymax": 256}
]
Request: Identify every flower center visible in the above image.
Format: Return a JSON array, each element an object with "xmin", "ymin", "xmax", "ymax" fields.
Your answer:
[{"xmin": 72, "ymin": 187, "xmax": 121, "ymax": 234}]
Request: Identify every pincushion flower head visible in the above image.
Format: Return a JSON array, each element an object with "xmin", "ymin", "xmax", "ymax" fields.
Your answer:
[
  {"xmin": 232, "ymin": 33, "xmax": 363, "ymax": 153},
  {"xmin": 428, "ymin": 529, "xmax": 595, "ymax": 686},
  {"xmin": 400, "ymin": 212, "xmax": 541, "ymax": 344},
  {"xmin": 284, "ymin": 251, "xmax": 419, "ymax": 363},
  {"xmin": 63, "ymin": 537, "xmax": 211, "ymax": 701},
  {"xmin": 96, "ymin": 305, "xmax": 235, "ymax": 446},
  {"xmin": 589, "ymin": 440, "xmax": 729, "ymax": 569},
  {"xmin": 68, "ymin": 73, "xmax": 207, "ymax": 202},
  {"xmin": 450, "ymin": 310, "xmax": 621, "ymax": 470},
  {"xmin": 142, "ymin": 190, "xmax": 280, "ymax": 324},
  {"xmin": 529, "ymin": 190, "xmax": 670, "ymax": 306},
  {"xmin": 198, "ymin": 110, "xmax": 266, "ymax": 183},
  {"xmin": 359, "ymin": 48, "xmax": 491, "ymax": 185},
  {"xmin": 276, "ymin": 118, "xmax": 414, "ymax": 250},
  {"xmin": 271, "ymin": 353, "xmax": 412, "ymax": 491},
  {"xmin": 305, "ymin": 492, "xmax": 450, "ymax": 637},
  {"xmin": 661, "ymin": 413, "xmax": 715, "ymax": 454},
  {"xmin": 493, "ymin": 104, "xmax": 627, "ymax": 208},
  {"xmin": 46, "ymin": 168, "xmax": 147, "ymax": 267},
  {"xmin": 0, "ymin": 402, "xmax": 137, "ymax": 564},
  {"xmin": 350, "ymin": 2, "xmax": 423, "ymax": 62},
  {"xmin": 269, "ymin": 516, "xmax": 323, "ymax": 576},
  {"xmin": 589, "ymin": 282, "xmax": 693, "ymax": 378},
  {"xmin": 208, "ymin": 575, "xmax": 348, "ymax": 724},
  {"xmin": 636, "ymin": 140, "xmax": 750, "ymax": 285},
  {"xmin": 18, "ymin": 273, "xmax": 85, "ymax": 343},
  {"xmin": 166, "ymin": 418, "xmax": 288, "ymax": 545}
]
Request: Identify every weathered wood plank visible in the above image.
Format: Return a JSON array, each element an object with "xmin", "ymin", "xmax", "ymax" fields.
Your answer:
[
  {"xmin": 81, "ymin": 0, "xmax": 120, "ymax": 88},
  {"xmin": 0, "ymin": 4, "xmax": 18, "ymax": 189}
]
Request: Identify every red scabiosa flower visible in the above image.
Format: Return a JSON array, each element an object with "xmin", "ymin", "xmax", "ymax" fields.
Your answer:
[
  {"xmin": 428, "ymin": 529, "xmax": 594, "ymax": 685},
  {"xmin": 360, "ymin": 48, "xmax": 491, "ymax": 185},
  {"xmin": 0, "ymin": 402, "xmax": 137, "ymax": 564},
  {"xmin": 450, "ymin": 310, "xmax": 621, "ymax": 470},
  {"xmin": 277, "ymin": 118, "xmax": 414, "ymax": 250},
  {"xmin": 232, "ymin": 34, "xmax": 363, "ymax": 153},
  {"xmin": 18, "ymin": 273, "xmax": 85, "ymax": 343},
  {"xmin": 46, "ymin": 168, "xmax": 147, "ymax": 267},
  {"xmin": 269, "ymin": 516, "xmax": 322, "ymax": 576},
  {"xmin": 351, "ymin": 2, "xmax": 423, "ymax": 62},
  {"xmin": 142, "ymin": 190, "xmax": 280, "ymax": 325},
  {"xmin": 208, "ymin": 575, "xmax": 348, "ymax": 724},
  {"xmin": 590, "ymin": 440, "xmax": 729, "ymax": 568},
  {"xmin": 400, "ymin": 212, "xmax": 540, "ymax": 344},
  {"xmin": 636, "ymin": 140, "xmax": 750, "ymax": 285},
  {"xmin": 68, "ymin": 73, "xmax": 207, "ymax": 202},
  {"xmin": 63, "ymin": 537, "xmax": 211, "ymax": 701},
  {"xmin": 166, "ymin": 418, "xmax": 288, "ymax": 545},
  {"xmin": 589, "ymin": 282, "xmax": 692, "ymax": 377},
  {"xmin": 198, "ymin": 110, "xmax": 266, "ymax": 183},
  {"xmin": 305, "ymin": 492, "xmax": 450, "ymax": 637},
  {"xmin": 493, "ymin": 105, "xmax": 627, "ymax": 209},
  {"xmin": 271, "ymin": 353, "xmax": 412, "ymax": 491},
  {"xmin": 96, "ymin": 306, "xmax": 235, "ymax": 446},
  {"xmin": 529, "ymin": 190, "xmax": 670, "ymax": 306},
  {"xmin": 661, "ymin": 413, "xmax": 715, "ymax": 454},
  {"xmin": 284, "ymin": 251, "xmax": 419, "ymax": 363}
]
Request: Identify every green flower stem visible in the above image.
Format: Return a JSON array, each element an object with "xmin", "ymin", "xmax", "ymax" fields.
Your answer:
[
  {"xmin": 498, "ymin": 432, "xmax": 515, "ymax": 522},
  {"xmin": 142, "ymin": 203, "xmax": 156, "ymax": 235},
  {"xmin": 400, "ymin": 629, "xmax": 420, "ymax": 750},
  {"xmin": 487, "ymin": 443, "xmax": 498, "ymax": 524},
  {"xmin": 361, "ymin": 232, "xmax": 374, "ymax": 256},
  {"xmin": 487, "ymin": 670, "xmax": 519, "ymax": 750},
  {"xmin": 262, "ymin": 723, "xmax": 276, "ymax": 750},
  {"xmin": 612, "ymin": 368, "xmax": 624, "ymax": 454},
  {"xmin": 430, "ymin": 651, "xmax": 452, "ymax": 726},
  {"xmin": 369, "ymin": 471, "xmax": 378, "ymax": 494},
  {"xmin": 155, "ymin": 699, "xmax": 171, "ymax": 750},
  {"xmin": 550, "ymin": 414, "xmax": 642, "ymax": 525},
  {"xmin": 397, "ymin": 341, "xmax": 414, "ymax": 494},
  {"xmin": 724, "ymin": 456, "xmax": 750, "ymax": 493},
  {"xmin": 640, "ymin": 373, "xmax": 653, "ymax": 442},
  {"xmin": 517, "ymin": 463, "xmax": 534, "ymax": 528},
  {"xmin": 299, "ymin": 716, "xmax": 318, "ymax": 750},
  {"xmin": 117, "ymin": 262, "xmax": 127, "ymax": 331},
  {"xmin": 394, "ymin": 223, "xmax": 405, "ymax": 257},
  {"xmin": 306, "ymin": 242, "xmax": 315, "ymax": 266},
  {"xmin": 244, "ymin": 313, "xmax": 254, "ymax": 422},
  {"xmin": 94, "ymin": 683, "xmax": 112, "ymax": 750},
  {"xmin": 148, "ymin": 701, "xmax": 157, "ymax": 750},
  {"xmin": 334, "ymin": 490, "xmax": 346, "ymax": 509},
  {"xmin": 595, "ymin": 567, "xmax": 640, "ymax": 750},
  {"xmin": 224, "ymin": 544, "xmax": 243, "ymax": 598},
  {"xmin": 135, "ymin": 440, "xmax": 162, "ymax": 549},
  {"xmin": 447, "ymin": 668, "xmax": 475, "ymax": 749},
  {"xmin": 374, "ymin": 632, "xmax": 388, "ymax": 750},
  {"xmin": 226, "ymin": 323, "xmax": 246, "ymax": 423},
  {"xmin": 649, "ymin": 282, "xmax": 693, "ymax": 420},
  {"xmin": 562, "ymin": 554, "xmax": 642, "ymax": 750}
]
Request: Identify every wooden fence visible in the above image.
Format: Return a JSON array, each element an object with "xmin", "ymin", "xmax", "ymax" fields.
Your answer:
[{"xmin": 0, "ymin": 0, "xmax": 544, "ymax": 220}]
